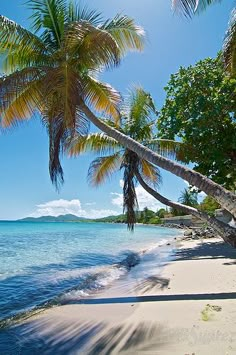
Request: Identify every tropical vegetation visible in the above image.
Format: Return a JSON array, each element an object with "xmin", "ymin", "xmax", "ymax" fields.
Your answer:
[{"xmin": 158, "ymin": 55, "xmax": 236, "ymax": 190}]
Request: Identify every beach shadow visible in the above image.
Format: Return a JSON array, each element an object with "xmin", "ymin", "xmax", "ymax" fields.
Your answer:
[
  {"xmin": 134, "ymin": 276, "xmax": 170, "ymax": 294},
  {"xmin": 2, "ymin": 318, "xmax": 169, "ymax": 355},
  {"xmin": 87, "ymin": 322, "xmax": 166, "ymax": 355},
  {"xmin": 1, "ymin": 319, "xmax": 104, "ymax": 354},
  {"xmin": 75, "ymin": 292, "xmax": 236, "ymax": 305},
  {"xmin": 223, "ymin": 261, "xmax": 236, "ymax": 266},
  {"xmin": 175, "ymin": 241, "xmax": 236, "ymax": 261}
]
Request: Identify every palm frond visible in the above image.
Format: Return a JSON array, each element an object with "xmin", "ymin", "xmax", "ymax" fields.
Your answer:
[
  {"xmin": 138, "ymin": 160, "xmax": 162, "ymax": 188},
  {"xmin": 88, "ymin": 153, "xmax": 122, "ymax": 186},
  {"xmin": 0, "ymin": 68, "xmax": 44, "ymax": 127},
  {"xmin": 66, "ymin": 132, "xmax": 121, "ymax": 156},
  {"xmin": 82, "ymin": 75, "xmax": 121, "ymax": 122},
  {"xmin": 0, "ymin": 15, "xmax": 49, "ymax": 72},
  {"xmin": 64, "ymin": 21, "xmax": 120, "ymax": 70},
  {"xmin": 101, "ymin": 15, "xmax": 145, "ymax": 55},
  {"xmin": 67, "ymin": 2, "xmax": 102, "ymax": 25},
  {"xmin": 47, "ymin": 114, "xmax": 65, "ymax": 189},
  {"xmin": 41, "ymin": 65, "xmax": 90, "ymax": 134},
  {"xmin": 122, "ymin": 86, "xmax": 157, "ymax": 139},
  {"xmin": 146, "ymin": 139, "xmax": 182, "ymax": 159},
  {"xmin": 172, "ymin": 0, "xmax": 222, "ymax": 17},
  {"xmin": 223, "ymin": 8, "xmax": 236, "ymax": 77},
  {"xmin": 27, "ymin": 0, "xmax": 67, "ymax": 48}
]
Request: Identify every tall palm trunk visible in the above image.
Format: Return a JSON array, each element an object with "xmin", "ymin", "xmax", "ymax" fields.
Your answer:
[
  {"xmin": 135, "ymin": 170, "xmax": 236, "ymax": 248},
  {"xmin": 80, "ymin": 102, "xmax": 236, "ymax": 219}
]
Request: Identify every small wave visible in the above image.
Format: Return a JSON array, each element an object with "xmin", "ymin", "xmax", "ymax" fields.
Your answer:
[
  {"xmin": 0, "ymin": 236, "xmax": 179, "ymax": 330},
  {"xmin": 0, "ymin": 251, "xmax": 143, "ymax": 330}
]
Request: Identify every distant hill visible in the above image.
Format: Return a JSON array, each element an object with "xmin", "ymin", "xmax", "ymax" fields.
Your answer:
[
  {"xmin": 19, "ymin": 214, "xmax": 91, "ymax": 223},
  {"xmin": 95, "ymin": 214, "xmax": 126, "ymax": 223}
]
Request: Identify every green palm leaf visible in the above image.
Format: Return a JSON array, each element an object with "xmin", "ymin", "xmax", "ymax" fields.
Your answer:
[
  {"xmin": 67, "ymin": 2, "xmax": 102, "ymax": 25},
  {"xmin": 101, "ymin": 15, "xmax": 145, "ymax": 54},
  {"xmin": 122, "ymin": 86, "xmax": 157, "ymax": 140},
  {"xmin": 172, "ymin": 0, "xmax": 222, "ymax": 17},
  {"xmin": 67, "ymin": 133, "xmax": 121, "ymax": 156},
  {"xmin": 146, "ymin": 139, "xmax": 183, "ymax": 159},
  {"xmin": 27, "ymin": 0, "xmax": 67, "ymax": 47},
  {"xmin": 0, "ymin": 16, "xmax": 49, "ymax": 72}
]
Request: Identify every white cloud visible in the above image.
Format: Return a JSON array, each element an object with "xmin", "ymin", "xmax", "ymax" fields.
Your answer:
[
  {"xmin": 85, "ymin": 202, "xmax": 96, "ymax": 206},
  {"xmin": 111, "ymin": 192, "xmax": 123, "ymax": 208},
  {"xmin": 29, "ymin": 199, "xmax": 118, "ymax": 219},
  {"xmin": 111, "ymin": 180, "xmax": 164, "ymax": 212},
  {"xmin": 198, "ymin": 191, "xmax": 207, "ymax": 200},
  {"xmin": 184, "ymin": 180, "xmax": 206, "ymax": 201}
]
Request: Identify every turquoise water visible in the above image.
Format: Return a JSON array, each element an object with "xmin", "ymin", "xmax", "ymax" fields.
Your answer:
[{"xmin": 0, "ymin": 221, "xmax": 181, "ymax": 325}]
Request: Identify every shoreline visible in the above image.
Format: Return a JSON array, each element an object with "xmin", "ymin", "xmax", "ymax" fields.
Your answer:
[
  {"xmin": 2, "ymin": 234, "xmax": 236, "ymax": 354},
  {"xmin": 0, "ymin": 229, "xmax": 181, "ymax": 330}
]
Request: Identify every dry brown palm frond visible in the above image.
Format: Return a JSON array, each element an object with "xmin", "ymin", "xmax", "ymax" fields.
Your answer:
[
  {"xmin": 139, "ymin": 160, "xmax": 162, "ymax": 188},
  {"xmin": 121, "ymin": 151, "xmax": 139, "ymax": 231},
  {"xmin": 64, "ymin": 21, "xmax": 120, "ymax": 70},
  {"xmin": 81, "ymin": 75, "xmax": 121, "ymax": 122},
  {"xmin": 0, "ymin": 68, "xmax": 45, "ymax": 127},
  {"xmin": 88, "ymin": 153, "xmax": 122, "ymax": 186}
]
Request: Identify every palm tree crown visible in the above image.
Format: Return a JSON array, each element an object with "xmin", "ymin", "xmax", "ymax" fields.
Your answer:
[
  {"xmin": 178, "ymin": 188, "xmax": 198, "ymax": 207},
  {"xmin": 0, "ymin": 0, "xmax": 145, "ymax": 187},
  {"xmin": 67, "ymin": 87, "xmax": 179, "ymax": 229}
]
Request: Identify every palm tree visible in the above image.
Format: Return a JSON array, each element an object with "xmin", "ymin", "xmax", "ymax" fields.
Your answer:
[
  {"xmin": 68, "ymin": 87, "xmax": 165, "ymax": 230},
  {"xmin": 0, "ymin": 0, "xmax": 236, "ymax": 217},
  {"xmin": 178, "ymin": 188, "xmax": 198, "ymax": 207},
  {"xmin": 67, "ymin": 87, "xmax": 236, "ymax": 246},
  {"xmin": 0, "ymin": 0, "xmax": 145, "ymax": 187}
]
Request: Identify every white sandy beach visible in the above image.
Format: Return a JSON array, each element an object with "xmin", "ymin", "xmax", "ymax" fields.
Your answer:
[{"xmin": 11, "ymin": 237, "xmax": 236, "ymax": 354}]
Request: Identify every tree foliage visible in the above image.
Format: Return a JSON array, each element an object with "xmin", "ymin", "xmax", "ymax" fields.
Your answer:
[
  {"xmin": 158, "ymin": 54, "xmax": 236, "ymax": 189},
  {"xmin": 178, "ymin": 188, "xmax": 198, "ymax": 207},
  {"xmin": 199, "ymin": 195, "xmax": 220, "ymax": 215}
]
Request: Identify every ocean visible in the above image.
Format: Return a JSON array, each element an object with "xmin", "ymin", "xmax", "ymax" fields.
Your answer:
[{"xmin": 0, "ymin": 221, "xmax": 181, "ymax": 328}]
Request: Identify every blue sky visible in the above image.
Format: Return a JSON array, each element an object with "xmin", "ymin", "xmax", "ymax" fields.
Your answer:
[{"xmin": 0, "ymin": 0, "xmax": 234, "ymax": 220}]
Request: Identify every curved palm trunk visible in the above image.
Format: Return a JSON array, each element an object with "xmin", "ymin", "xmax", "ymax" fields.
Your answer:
[
  {"xmin": 80, "ymin": 103, "xmax": 236, "ymax": 219},
  {"xmin": 135, "ymin": 170, "xmax": 236, "ymax": 248}
]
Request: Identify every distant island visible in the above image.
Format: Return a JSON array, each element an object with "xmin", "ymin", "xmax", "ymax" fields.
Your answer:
[
  {"xmin": 18, "ymin": 213, "xmax": 127, "ymax": 223},
  {"xmin": 17, "ymin": 208, "xmax": 164, "ymax": 224}
]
